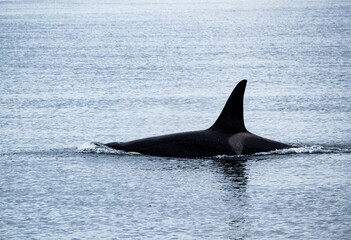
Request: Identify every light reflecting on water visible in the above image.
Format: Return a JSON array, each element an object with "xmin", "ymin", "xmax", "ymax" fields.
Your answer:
[{"xmin": 2, "ymin": 150, "xmax": 350, "ymax": 239}]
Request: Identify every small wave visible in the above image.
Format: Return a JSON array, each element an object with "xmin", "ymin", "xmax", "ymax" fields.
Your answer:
[
  {"xmin": 254, "ymin": 145, "xmax": 351, "ymax": 156},
  {"xmin": 77, "ymin": 142, "xmax": 125, "ymax": 154},
  {"xmin": 214, "ymin": 145, "xmax": 351, "ymax": 159}
]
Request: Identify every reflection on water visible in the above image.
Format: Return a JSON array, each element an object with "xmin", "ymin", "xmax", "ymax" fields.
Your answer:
[
  {"xmin": 135, "ymin": 155, "xmax": 251, "ymax": 239},
  {"xmin": 211, "ymin": 158, "xmax": 249, "ymax": 239}
]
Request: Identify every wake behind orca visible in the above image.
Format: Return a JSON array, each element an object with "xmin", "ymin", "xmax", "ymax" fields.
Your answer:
[{"xmin": 105, "ymin": 80, "xmax": 291, "ymax": 158}]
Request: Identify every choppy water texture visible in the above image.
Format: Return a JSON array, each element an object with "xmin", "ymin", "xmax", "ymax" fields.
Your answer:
[{"xmin": 1, "ymin": 0, "xmax": 351, "ymax": 239}]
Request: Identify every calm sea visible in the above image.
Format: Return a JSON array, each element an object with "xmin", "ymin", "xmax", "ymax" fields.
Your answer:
[{"xmin": 1, "ymin": 0, "xmax": 351, "ymax": 239}]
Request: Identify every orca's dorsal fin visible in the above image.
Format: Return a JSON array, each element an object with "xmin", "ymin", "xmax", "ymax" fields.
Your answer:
[{"xmin": 210, "ymin": 80, "xmax": 247, "ymax": 133}]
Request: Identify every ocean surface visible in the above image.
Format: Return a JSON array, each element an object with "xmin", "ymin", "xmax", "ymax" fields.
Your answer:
[{"xmin": 1, "ymin": 0, "xmax": 351, "ymax": 239}]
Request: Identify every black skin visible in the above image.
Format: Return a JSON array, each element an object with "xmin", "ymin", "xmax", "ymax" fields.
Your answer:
[{"xmin": 105, "ymin": 80, "xmax": 291, "ymax": 158}]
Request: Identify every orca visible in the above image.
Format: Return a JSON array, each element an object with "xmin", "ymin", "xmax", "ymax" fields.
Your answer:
[{"xmin": 105, "ymin": 80, "xmax": 291, "ymax": 158}]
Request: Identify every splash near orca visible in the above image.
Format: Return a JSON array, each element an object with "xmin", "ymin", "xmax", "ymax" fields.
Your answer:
[{"xmin": 105, "ymin": 80, "xmax": 291, "ymax": 158}]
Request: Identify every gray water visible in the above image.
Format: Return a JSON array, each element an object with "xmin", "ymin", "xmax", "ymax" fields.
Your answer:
[{"xmin": 1, "ymin": 0, "xmax": 351, "ymax": 239}]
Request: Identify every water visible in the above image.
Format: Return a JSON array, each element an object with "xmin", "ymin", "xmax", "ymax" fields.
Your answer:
[{"xmin": 1, "ymin": 0, "xmax": 351, "ymax": 239}]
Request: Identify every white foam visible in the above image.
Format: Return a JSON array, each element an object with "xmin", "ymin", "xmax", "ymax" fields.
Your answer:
[
  {"xmin": 77, "ymin": 142, "xmax": 124, "ymax": 154},
  {"xmin": 214, "ymin": 145, "xmax": 351, "ymax": 159},
  {"xmin": 254, "ymin": 145, "xmax": 351, "ymax": 156}
]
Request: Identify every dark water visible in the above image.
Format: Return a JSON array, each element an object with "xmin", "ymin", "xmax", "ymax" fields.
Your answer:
[{"xmin": 1, "ymin": 0, "xmax": 351, "ymax": 239}]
